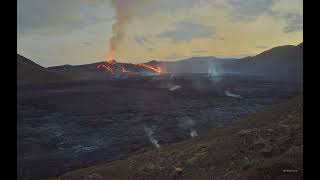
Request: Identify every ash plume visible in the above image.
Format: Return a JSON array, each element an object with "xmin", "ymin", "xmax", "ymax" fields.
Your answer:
[
  {"xmin": 107, "ymin": 0, "xmax": 148, "ymax": 58},
  {"xmin": 144, "ymin": 126, "xmax": 160, "ymax": 148}
]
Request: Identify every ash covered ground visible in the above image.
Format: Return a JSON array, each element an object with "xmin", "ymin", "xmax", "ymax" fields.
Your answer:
[{"xmin": 17, "ymin": 74, "xmax": 302, "ymax": 180}]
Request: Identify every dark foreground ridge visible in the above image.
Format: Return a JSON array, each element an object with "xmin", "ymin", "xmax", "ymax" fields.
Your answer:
[{"xmin": 48, "ymin": 96, "xmax": 303, "ymax": 180}]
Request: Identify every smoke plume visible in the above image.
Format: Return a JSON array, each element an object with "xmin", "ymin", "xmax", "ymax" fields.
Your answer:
[
  {"xmin": 178, "ymin": 116, "xmax": 199, "ymax": 138},
  {"xmin": 144, "ymin": 126, "xmax": 160, "ymax": 148},
  {"xmin": 107, "ymin": 0, "xmax": 148, "ymax": 59}
]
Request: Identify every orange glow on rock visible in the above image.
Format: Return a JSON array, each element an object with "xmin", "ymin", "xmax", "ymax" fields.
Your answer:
[
  {"xmin": 136, "ymin": 63, "xmax": 162, "ymax": 74},
  {"xmin": 97, "ymin": 64, "xmax": 114, "ymax": 73}
]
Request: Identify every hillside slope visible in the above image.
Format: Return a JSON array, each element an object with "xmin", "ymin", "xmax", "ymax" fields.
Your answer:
[
  {"xmin": 49, "ymin": 96, "xmax": 303, "ymax": 180},
  {"xmin": 17, "ymin": 54, "xmax": 71, "ymax": 86},
  {"xmin": 159, "ymin": 57, "xmax": 235, "ymax": 74},
  {"xmin": 223, "ymin": 43, "xmax": 303, "ymax": 82},
  {"xmin": 48, "ymin": 62, "xmax": 109, "ymax": 80}
]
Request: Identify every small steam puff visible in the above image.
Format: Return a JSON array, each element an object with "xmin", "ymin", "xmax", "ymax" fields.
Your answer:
[
  {"xmin": 178, "ymin": 116, "xmax": 199, "ymax": 138},
  {"xmin": 144, "ymin": 126, "xmax": 160, "ymax": 148},
  {"xmin": 208, "ymin": 66, "xmax": 217, "ymax": 78},
  {"xmin": 208, "ymin": 64, "xmax": 219, "ymax": 79},
  {"xmin": 190, "ymin": 129, "xmax": 198, "ymax": 138},
  {"xmin": 169, "ymin": 85, "xmax": 181, "ymax": 91},
  {"xmin": 225, "ymin": 90, "xmax": 242, "ymax": 99}
]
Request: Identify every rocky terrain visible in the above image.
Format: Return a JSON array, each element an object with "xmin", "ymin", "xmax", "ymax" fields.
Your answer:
[
  {"xmin": 48, "ymin": 96, "xmax": 303, "ymax": 180},
  {"xmin": 17, "ymin": 43, "xmax": 303, "ymax": 180},
  {"xmin": 17, "ymin": 74, "xmax": 302, "ymax": 180}
]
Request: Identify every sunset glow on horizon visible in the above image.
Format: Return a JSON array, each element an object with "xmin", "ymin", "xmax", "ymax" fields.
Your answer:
[{"xmin": 18, "ymin": 0, "xmax": 303, "ymax": 67}]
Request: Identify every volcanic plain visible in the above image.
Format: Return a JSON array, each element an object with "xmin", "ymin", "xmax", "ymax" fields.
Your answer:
[{"xmin": 17, "ymin": 74, "xmax": 302, "ymax": 180}]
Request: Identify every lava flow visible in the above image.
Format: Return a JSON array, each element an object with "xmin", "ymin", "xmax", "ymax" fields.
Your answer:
[
  {"xmin": 120, "ymin": 66, "xmax": 130, "ymax": 73},
  {"xmin": 97, "ymin": 58, "xmax": 163, "ymax": 74},
  {"xmin": 97, "ymin": 60, "xmax": 131, "ymax": 74},
  {"xmin": 97, "ymin": 64, "xmax": 114, "ymax": 73},
  {"xmin": 135, "ymin": 63, "xmax": 162, "ymax": 74}
]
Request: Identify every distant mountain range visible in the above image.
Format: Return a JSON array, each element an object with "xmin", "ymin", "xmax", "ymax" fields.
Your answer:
[
  {"xmin": 221, "ymin": 43, "xmax": 303, "ymax": 82},
  {"xmin": 17, "ymin": 43, "xmax": 303, "ymax": 85},
  {"xmin": 157, "ymin": 42, "xmax": 303, "ymax": 82}
]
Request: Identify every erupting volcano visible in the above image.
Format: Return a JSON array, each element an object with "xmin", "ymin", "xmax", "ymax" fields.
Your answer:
[
  {"xmin": 96, "ymin": 0, "xmax": 163, "ymax": 75},
  {"xmin": 98, "ymin": 53, "xmax": 164, "ymax": 75},
  {"xmin": 97, "ymin": 59, "xmax": 163, "ymax": 75},
  {"xmin": 98, "ymin": 58, "xmax": 131, "ymax": 74}
]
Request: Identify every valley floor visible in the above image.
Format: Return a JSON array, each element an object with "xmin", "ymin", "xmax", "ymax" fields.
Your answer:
[
  {"xmin": 50, "ymin": 96, "xmax": 303, "ymax": 180},
  {"xmin": 17, "ymin": 75, "xmax": 302, "ymax": 180}
]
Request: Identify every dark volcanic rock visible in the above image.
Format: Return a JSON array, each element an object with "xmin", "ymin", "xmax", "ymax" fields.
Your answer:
[
  {"xmin": 17, "ymin": 75, "xmax": 302, "ymax": 180},
  {"xmin": 52, "ymin": 96, "xmax": 303, "ymax": 180}
]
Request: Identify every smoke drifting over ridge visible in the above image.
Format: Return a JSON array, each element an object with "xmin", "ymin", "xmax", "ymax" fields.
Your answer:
[{"xmin": 107, "ymin": 0, "xmax": 148, "ymax": 60}]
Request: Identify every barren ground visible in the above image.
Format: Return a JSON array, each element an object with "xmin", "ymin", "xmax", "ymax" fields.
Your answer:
[{"xmin": 17, "ymin": 74, "xmax": 302, "ymax": 180}]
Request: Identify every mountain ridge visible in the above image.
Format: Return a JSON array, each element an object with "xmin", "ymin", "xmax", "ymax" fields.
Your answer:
[
  {"xmin": 17, "ymin": 54, "xmax": 72, "ymax": 86},
  {"xmin": 18, "ymin": 42, "xmax": 303, "ymax": 84}
]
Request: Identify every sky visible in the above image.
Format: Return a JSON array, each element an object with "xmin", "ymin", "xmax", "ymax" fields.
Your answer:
[{"xmin": 17, "ymin": 0, "xmax": 303, "ymax": 67}]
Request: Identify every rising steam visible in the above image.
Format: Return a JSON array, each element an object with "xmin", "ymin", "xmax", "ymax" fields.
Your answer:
[
  {"xmin": 107, "ymin": 0, "xmax": 148, "ymax": 60},
  {"xmin": 169, "ymin": 85, "xmax": 181, "ymax": 91},
  {"xmin": 208, "ymin": 64, "xmax": 218, "ymax": 79},
  {"xmin": 144, "ymin": 126, "xmax": 160, "ymax": 148},
  {"xmin": 225, "ymin": 90, "xmax": 242, "ymax": 99},
  {"xmin": 178, "ymin": 116, "xmax": 199, "ymax": 138},
  {"xmin": 190, "ymin": 129, "xmax": 198, "ymax": 138}
]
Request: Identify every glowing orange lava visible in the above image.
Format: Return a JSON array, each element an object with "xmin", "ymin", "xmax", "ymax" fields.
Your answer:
[
  {"xmin": 98, "ymin": 52, "xmax": 163, "ymax": 74},
  {"xmin": 98, "ymin": 62, "xmax": 163, "ymax": 74},
  {"xmin": 120, "ymin": 66, "xmax": 130, "ymax": 73},
  {"xmin": 136, "ymin": 63, "xmax": 162, "ymax": 74},
  {"xmin": 97, "ymin": 64, "xmax": 114, "ymax": 73}
]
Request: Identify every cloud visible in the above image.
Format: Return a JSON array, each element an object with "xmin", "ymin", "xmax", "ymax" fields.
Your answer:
[
  {"xmin": 227, "ymin": 0, "xmax": 275, "ymax": 21},
  {"xmin": 17, "ymin": 0, "xmax": 303, "ymax": 66},
  {"xmin": 142, "ymin": 0, "xmax": 200, "ymax": 15},
  {"xmin": 134, "ymin": 36, "xmax": 150, "ymax": 46},
  {"xmin": 268, "ymin": 11, "xmax": 303, "ymax": 33},
  {"xmin": 157, "ymin": 22, "xmax": 215, "ymax": 42},
  {"xmin": 17, "ymin": 0, "xmax": 113, "ymax": 37},
  {"xmin": 282, "ymin": 13, "xmax": 303, "ymax": 33}
]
